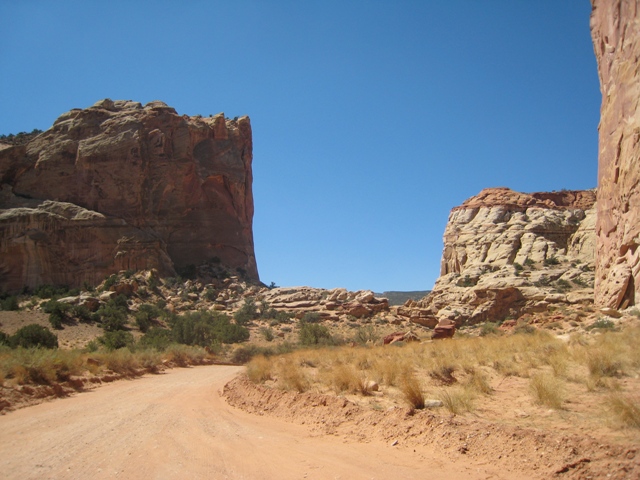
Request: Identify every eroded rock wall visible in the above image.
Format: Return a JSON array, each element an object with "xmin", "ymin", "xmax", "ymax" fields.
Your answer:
[
  {"xmin": 400, "ymin": 188, "xmax": 596, "ymax": 326},
  {"xmin": 0, "ymin": 99, "xmax": 257, "ymax": 291},
  {"xmin": 591, "ymin": 0, "xmax": 640, "ymax": 308}
]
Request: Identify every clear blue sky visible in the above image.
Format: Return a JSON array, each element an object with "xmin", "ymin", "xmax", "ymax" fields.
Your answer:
[{"xmin": 0, "ymin": 1, "xmax": 600, "ymax": 292}]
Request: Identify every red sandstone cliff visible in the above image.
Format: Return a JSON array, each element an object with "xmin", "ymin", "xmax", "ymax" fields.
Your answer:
[
  {"xmin": 0, "ymin": 99, "xmax": 258, "ymax": 292},
  {"xmin": 591, "ymin": 0, "xmax": 640, "ymax": 308}
]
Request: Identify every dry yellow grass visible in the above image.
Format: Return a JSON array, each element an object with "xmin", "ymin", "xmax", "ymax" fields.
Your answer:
[
  {"xmin": 246, "ymin": 355, "xmax": 273, "ymax": 383},
  {"xmin": 398, "ymin": 372, "xmax": 425, "ymax": 409},
  {"xmin": 606, "ymin": 393, "xmax": 640, "ymax": 429},
  {"xmin": 529, "ymin": 372, "xmax": 565, "ymax": 409}
]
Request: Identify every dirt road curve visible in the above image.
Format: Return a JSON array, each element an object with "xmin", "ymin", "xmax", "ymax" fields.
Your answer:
[{"xmin": 0, "ymin": 366, "xmax": 526, "ymax": 480}]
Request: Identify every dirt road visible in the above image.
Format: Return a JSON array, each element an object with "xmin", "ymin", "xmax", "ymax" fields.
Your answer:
[{"xmin": 0, "ymin": 366, "xmax": 528, "ymax": 479}]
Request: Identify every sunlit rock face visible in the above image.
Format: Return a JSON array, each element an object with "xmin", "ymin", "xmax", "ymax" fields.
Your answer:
[
  {"xmin": 591, "ymin": 1, "xmax": 640, "ymax": 308},
  {"xmin": 0, "ymin": 99, "xmax": 258, "ymax": 292},
  {"xmin": 398, "ymin": 188, "xmax": 596, "ymax": 326}
]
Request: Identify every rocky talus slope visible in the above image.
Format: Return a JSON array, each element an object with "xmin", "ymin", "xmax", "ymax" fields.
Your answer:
[
  {"xmin": 591, "ymin": 1, "xmax": 640, "ymax": 309},
  {"xmin": 399, "ymin": 188, "xmax": 597, "ymax": 326},
  {"xmin": 0, "ymin": 99, "xmax": 257, "ymax": 292}
]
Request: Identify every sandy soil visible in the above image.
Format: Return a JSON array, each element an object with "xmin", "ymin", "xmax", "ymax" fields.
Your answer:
[
  {"xmin": 224, "ymin": 375, "xmax": 640, "ymax": 480},
  {"xmin": 0, "ymin": 365, "xmax": 551, "ymax": 480},
  {"xmin": 0, "ymin": 310, "xmax": 104, "ymax": 349}
]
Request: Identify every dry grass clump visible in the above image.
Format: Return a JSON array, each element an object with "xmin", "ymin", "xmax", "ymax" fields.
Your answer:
[
  {"xmin": 277, "ymin": 357, "xmax": 308, "ymax": 393},
  {"xmin": 100, "ymin": 348, "xmax": 140, "ymax": 374},
  {"xmin": 606, "ymin": 393, "xmax": 640, "ymax": 429},
  {"xmin": 163, "ymin": 344, "xmax": 207, "ymax": 367},
  {"xmin": 246, "ymin": 355, "xmax": 274, "ymax": 383},
  {"xmin": 464, "ymin": 368, "xmax": 493, "ymax": 395},
  {"xmin": 0, "ymin": 348, "xmax": 84, "ymax": 385},
  {"xmin": 438, "ymin": 387, "xmax": 475, "ymax": 414},
  {"xmin": 529, "ymin": 372, "xmax": 565, "ymax": 409},
  {"xmin": 399, "ymin": 372, "xmax": 425, "ymax": 409},
  {"xmin": 326, "ymin": 363, "xmax": 368, "ymax": 394}
]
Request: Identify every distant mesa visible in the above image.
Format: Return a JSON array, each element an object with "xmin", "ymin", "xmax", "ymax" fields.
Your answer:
[{"xmin": 0, "ymin": 99, "xmax": 258, "ymax": 292}]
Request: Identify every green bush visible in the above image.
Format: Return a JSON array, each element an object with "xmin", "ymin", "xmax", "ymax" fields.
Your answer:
[
  {"xmin": 234, "ymin": 299, "xmax": 257, "ymax": 326},
  {"xmin": 99, "ymin": 330, "xmax": 135, "ymax": 351},
  {"xmin": 34, "ymin": 284, "xmax": 74, "ymax": 299},
  {"xmin": 0, "ymin": 295, "xmax": 19, "ymax": 311},
  {"xmin": 102, "ymin": 274, "xmax": 118, "ymax": 291},
  {"xmin": 298, "ymin": 321, "xmax": 333, "ymax": 346},
  {"xmin": 544, "ymin": 255, "xmax": 560, "ymax": 266},
  {"xmin": 134, "ymin": 303, "xmax": 162, "ymax": 333},
  {"xmin": 259, "ymin": 327, "xmax": 274, "ymax": 342},
  {"xmin": 301, "ymin": 312, "xmax": 321, "ymax": 324},
  {"xmin": 70, "ymin": 304, "xmax": 92, "ymax": 323},
  {"xmin": 10, "ymin": 324, "xmax": 58, "ymax": 349},
  {"xmin": 479, "ymin": 322, "xmax": 500, "ymax": 337},
  {"xmin": 138, "ymin": 327, "xmax": 174, "ymax": 351},
  {"xmin": 42, "ymin": 300, "xmax": 71, "ymax": 329},
  {"xmin": 0, "ymin": 330, "xmax": 9, "ymax": 346},
  {"xmin": 171, "ymin": 311, "xmax": 249, "ymax": 346},
  {"xmin": 586, "ymin": 318, "xmax": 616, "ymax": 331}
]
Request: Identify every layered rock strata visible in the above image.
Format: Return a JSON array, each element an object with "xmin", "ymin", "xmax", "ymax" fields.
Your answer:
[
  {"xmin": 399, "ymin": 188, "xmax": 596, "ymax": 326},
  {"xmin": 590, "ymin": 1, "xmax": 640, "ymax": 308},
  {"xmin": 0, "ymin": 99, "xmax": 257, "ymax": 292}
]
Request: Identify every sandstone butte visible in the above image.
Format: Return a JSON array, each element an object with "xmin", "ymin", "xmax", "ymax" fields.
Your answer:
[
  {"xmin": 399, "ymin": 187, "xmax": 597, "ymax": 326},
  {"xmin": 0, "ymin": 99, "xmax": 258, "ymax": 292},
  {"xmin": 591, "ymin": 0, "xmax": 640, "ymax": 309}
]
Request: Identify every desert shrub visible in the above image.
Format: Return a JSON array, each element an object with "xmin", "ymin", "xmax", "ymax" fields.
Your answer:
[
  {"xmin": 513, "ymin": 323, "xmax": 537, "ymax": 335},
  {"xmin": 0, "ymin": 331, "xmax": 10, "ymax": 346},
  {"xmin": 102, "ymin": 274, "xmax": 118, "ymax": 291},
  {"xmin": 572, "ymin": 277, "xmax": 589, "ymax": 288},
  {"xmin": 10, "ymin": 324, "xmax": 58, "ymax": 349},
  {"xmin": 555, "ymin": 279, "xmax": 572, "ymax": 292},
  {"xmin": 457, "ymin": 275, "xmax": 475, "ymax": 287},
  {"xmin": 298, "ymin": 321, "xmax": 333, "ymax": 346},
  {"xmin": 353, "ymin": 325, "xmax": 378, "ymax": 344},
  {"xmin": 134, "ymin": 303, "xmax": 162, "ymax": 333},
  {"xmin": 70, "ymin": 304, "xmax": 92, "ymax": 323},
  {"xmin": 533, "ymin": 276, "xmax": 551, "ymax": 287},
  {"xmin": 98, "ymin": 304, "xmax": 128, "ymax": 331},
  {"xmin": 203, "ymin": 287, "xmax": 217, "ymax": 301},
  {"xmin": 544, "ymin": 255, "xmax": 560, "ymax": 266},
  {"xmin": 586, "ymin": 318, "xmax": 615, "ymax": 331},
  {"xmin": 138, "ymin": 327, "xmax": 174, "ymax": 351},
  {"xmin": 513, "ymin": 262, "xmax": 523, "ymax": 272},
  {"xmin": 41, "ymin": 299, "xmax": 72, "ymax": 330},
  {"xmin": 479, "ymin": 322, "xmax": 500, "ymax": 337},
  {"xmin": 171, "ymin": 311, "xmax": 248, "ymax": 346},
  {"xmin": 99, "ymin": 330, "xmax": 135, "ymax": 351},
  {"xmin": 0, "ymin": 295, "xmax": 19, "ymax": 311},
  {"xmin": 524, "ymin": 258, "xmax": 535, "ymax": 266},
  {"xmin": 34, "ymin": 284, "xmax": 73, "ymax": 299},
  {"xmin": 529, "ymin": 373, "xmax": 564, "ymax": 409},
  {"xmin": 301, "ymin": 312, "xmax": 321, "ymax": 323},
  {"xmin": 259, "ymin": 327, "xmax": 274, "ymax": 342},
  {"xmin": 234, "ymin": 298, "xmax": 257, "ymax": 326}
]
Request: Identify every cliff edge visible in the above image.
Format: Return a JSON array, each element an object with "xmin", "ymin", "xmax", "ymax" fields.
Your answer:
[{"xmin": 0, "ymin": 99, "xmax": 258, "ymax": 292}]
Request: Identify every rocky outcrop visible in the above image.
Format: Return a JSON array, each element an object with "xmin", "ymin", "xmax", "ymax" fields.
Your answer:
[
  {"xmin": 0, "ymin": 99, "xmax": 257, "ymax": 292},
  {"xmin": 590, "ymin": 1, "xmax": 640, "ymax": 309},
  {"xmin": 400, "ymin": 188, "xmax": 596, "ymax": 326}
]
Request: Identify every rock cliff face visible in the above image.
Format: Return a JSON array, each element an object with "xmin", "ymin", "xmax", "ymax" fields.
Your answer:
[
  {"xmin": 0, "ymin": 99, "xmax": 258, "ymax": 292},
  {"xmin": 399, "ymin": 188, "xmax": 596, "ymax": 326},
  {"xmin": 591, "ymin": 1, "xmax": 640, "ymax": 309}
]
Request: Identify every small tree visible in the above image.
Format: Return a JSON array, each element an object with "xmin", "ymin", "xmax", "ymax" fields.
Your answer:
[{"xmin": 10, "ymin": 324, "xmax": 58, "ymax": 349}]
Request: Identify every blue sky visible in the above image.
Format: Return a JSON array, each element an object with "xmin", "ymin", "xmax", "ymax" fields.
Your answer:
[{"xmin": 0, "ymin": 1, "xmax": 600, "ymax": 292}]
